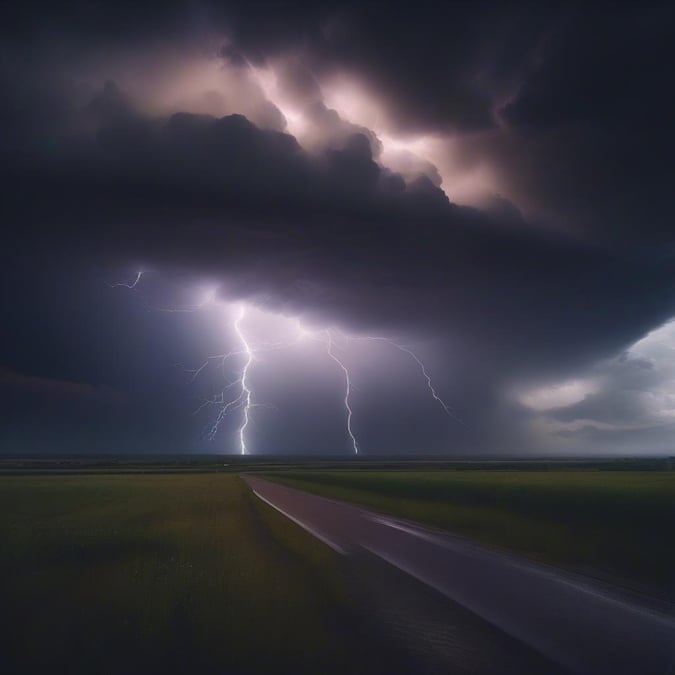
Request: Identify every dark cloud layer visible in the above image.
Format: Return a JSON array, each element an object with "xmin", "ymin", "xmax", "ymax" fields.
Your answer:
[{"xmin": 2, "ymin": 0, "xmax": 675, "ymax": 455}]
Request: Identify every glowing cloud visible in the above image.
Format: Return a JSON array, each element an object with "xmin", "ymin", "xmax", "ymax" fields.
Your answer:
[
  {"xmin": 76, "ymin": 46, "xmax": 504, "ymax": 206},
  {"xmin": 517, "ymin": 378, "xmax": 598, "ymax": 411},
  {"xmin": 112, "ymin": 273, "xmax": 458, "ymax": 454}
]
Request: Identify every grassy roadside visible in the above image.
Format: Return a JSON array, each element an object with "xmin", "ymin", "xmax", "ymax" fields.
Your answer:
[
  {"xmin": 0, "ymin": 473, "xmax": 380, "ymax": 675},
  {"xmin": 264, "ymin": 470, "xmax": 675, "ymax": 599}
]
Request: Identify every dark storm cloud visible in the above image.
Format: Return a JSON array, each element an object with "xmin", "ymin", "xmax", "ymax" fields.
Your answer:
[
  {"xmin": 2, "ymin": 0, "xmax": 675, "ymax": 454},
  {"xmin": 213, "ymin": 0, "xmax": 675, "ymax": 241},
  {"xmin": 219, "ymin": 1, "xmax": 546, "ymax": 134},
  {"xmin": 2, "ymin": 1, "xmax": 542, "ymax": 133},
  {"xmin": 5, "ymin": 80, "xmax": 674, "ymax": 377},
  {"xmin": 495, "ymin": 4, "xmax": 675, "ymax": 238}
]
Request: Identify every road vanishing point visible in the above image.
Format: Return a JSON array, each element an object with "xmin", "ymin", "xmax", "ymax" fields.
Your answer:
[{"xmin": 245, "ymin": 476, "xmax": 675, "ymax": 675}]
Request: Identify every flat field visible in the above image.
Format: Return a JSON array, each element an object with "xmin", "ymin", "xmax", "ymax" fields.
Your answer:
[
  {"xmin": 267, "ymin": 470, "xmax": 675, "ymax": 598},
  {"xmin": 0, "ymin": 474, "xmax": 380, "ymax": 675}
]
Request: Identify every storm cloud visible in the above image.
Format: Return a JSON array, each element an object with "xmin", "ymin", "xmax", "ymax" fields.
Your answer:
[{"xmin": 2, "ymin": 0, "xmax": 675, "ymax": 455}]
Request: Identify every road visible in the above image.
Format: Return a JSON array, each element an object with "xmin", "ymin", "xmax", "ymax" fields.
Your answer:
[{"xmin": 245, "ymin": 476, "xmax": 675, "ymax": 675}]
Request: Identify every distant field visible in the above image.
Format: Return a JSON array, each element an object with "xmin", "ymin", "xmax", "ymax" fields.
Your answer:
[
  {"xmin": 0, "ymin": 474, "xmax": 383, "ymax": 675},
  {"xmin": 267, "ymin": 470, "xmax": 675, "ymax": 599}
]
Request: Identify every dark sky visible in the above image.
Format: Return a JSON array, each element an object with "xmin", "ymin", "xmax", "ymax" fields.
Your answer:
[{"xmin": 2, "ymin": 0, "xmax": 675, "ymax": 456}]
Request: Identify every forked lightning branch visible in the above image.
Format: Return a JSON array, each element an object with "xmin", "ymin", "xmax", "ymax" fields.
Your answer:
[{"xmin": 113, "ymin": 272, "xmax": 459, "ymax": 454}]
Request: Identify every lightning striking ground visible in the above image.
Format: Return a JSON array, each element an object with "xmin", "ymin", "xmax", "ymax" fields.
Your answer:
[
  {"xmin": 196, "ymin": 306, "xmax": 257, "ymax": 454},
  {"xmin": 234, "ymin": 305, "xmax": 254, "ymax": 455},
  {"xmin": 112, "ymin": 274, "xmax": 458, "ymax": 454},
  {"xmin": 109, "ymin": 274, "xmax": 262, "ymax": 453},
  {"xmin": 323, "ymin": 330, "xmax": 359, "ymax": 455}
]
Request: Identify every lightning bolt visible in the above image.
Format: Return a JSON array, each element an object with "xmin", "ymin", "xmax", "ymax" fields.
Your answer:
[
  {"xmin": 109, "ymin": 270, "xmax": 143, "ymax": 289},
  {"xmin": 310, "ymin": 330, "xmax": 459, "ymax": 454},
  {"xmin": 195, "ymin": 305, "xmax": 255, "ymax": 454},
  {"xmin": 357, "ymin": 336, "xmax": 461, "ymax": 423},
  {"xmin": 393, "ymin": 345, "xmax": 458, "ymax": 420},
  {"xmin": 111, "ymin": 275, "xmax": 459, "ymax": 455},
  {"xmin": 323, "ymin": 330, "xmax": 359, "ymax": 455},
  {"xmin": 109, "ymin": 275, "xmax": 263, "ymax": 453},
  {"xmin": 234, "ymin": 305, "xmax": 253, "ymax": 455}
]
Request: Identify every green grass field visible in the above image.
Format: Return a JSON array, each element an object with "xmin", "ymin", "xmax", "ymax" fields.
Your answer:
[
  {"xmin": 3, "ymin": 467, "xmax": 673, "ymax": 674},
  {"xmin": 267, "ymin": 470, "xmax": 675, "ymax": 598},
  {"xmin": 0, "ymin": 474, "xmax": 382, "ymax": 675}
]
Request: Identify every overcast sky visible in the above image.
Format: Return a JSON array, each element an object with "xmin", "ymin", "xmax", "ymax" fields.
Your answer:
[{"xmin": 2, "ymin": 0, "xmax": 675, "ymax": 456}]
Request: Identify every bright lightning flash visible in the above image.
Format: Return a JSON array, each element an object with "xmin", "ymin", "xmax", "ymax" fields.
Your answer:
[
  {"xmin": 198, "ymin": 304, "xmax": 259, "ymax": 454},
  {"xmin": 234, "ymin": 305, "xmax": 253, "ymax": 455},
  {"xmin": 192, "ymin": 305, "xmax": 306, "ymax": 454},
  {"xmin": 112, "ymin": 274, "xmax": 458, "ymax": 454}
]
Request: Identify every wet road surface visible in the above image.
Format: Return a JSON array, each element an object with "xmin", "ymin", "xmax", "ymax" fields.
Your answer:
[{"xmin": 245, "ymin": 475, "xmax": 675, "ymax": 675}]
